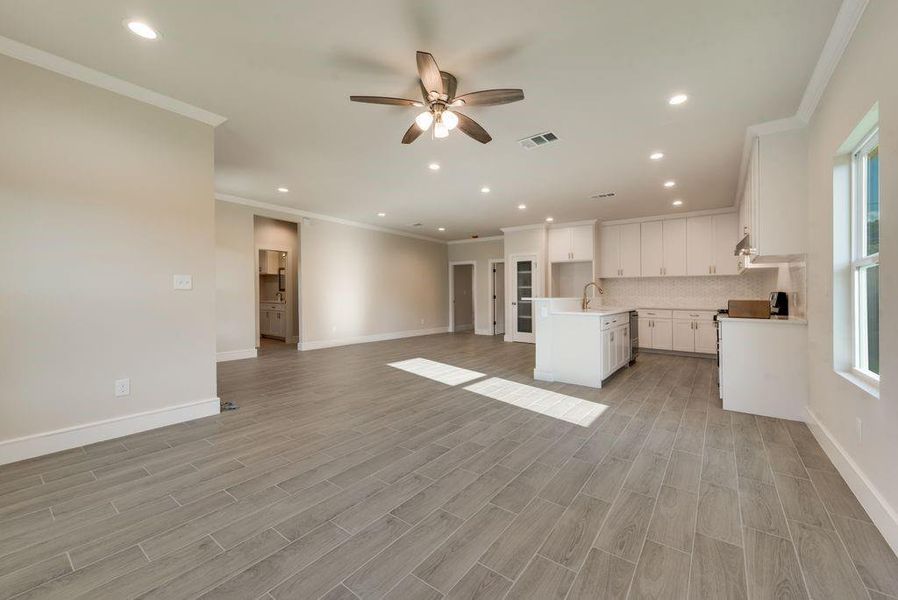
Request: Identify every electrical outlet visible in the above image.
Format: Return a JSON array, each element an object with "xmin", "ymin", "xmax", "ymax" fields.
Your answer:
[
  {"xmin": 856, "ymin": 417, "xmax": 863, "ymax": 445},
  {"xmin": 115, "ymin": 378, "xmax": 130, "ymax": 397},
  {"xmin": 173, "ymin": 274, "xmax": 193, "ymax": 290}
]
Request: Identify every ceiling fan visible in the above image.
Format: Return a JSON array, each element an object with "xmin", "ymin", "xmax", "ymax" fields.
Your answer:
[{"xmin": 350, "ymin": 51, "xmax": 524, "ymax": 144}]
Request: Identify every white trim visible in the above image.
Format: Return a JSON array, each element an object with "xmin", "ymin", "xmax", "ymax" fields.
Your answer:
[
  {"xmin": 547, "ymin": 219, "xmax": 597, "ymax": 229},
  {"xmin": 216, "ymin": 348, "xmax": 258, "ymax": 362},
  {"xmin": 475, "ymin": 328, "xmax": 493, "ymax": 336},
  {"xmin": 805, "ymin": 407, "xmax": 898, "ymax": 556},
  {"xmin": 448, "ymin": 261, "xmax": 478, "ymax": 334},
  {"xmin": 216, "ymin": 193, "xmax": 445, "ymax": 244},
  {"xmin": 488, "ymin": 258, "xmax": 506, "ymax": 337},
  {"xmin": 447, "ymin": 235, "xmax": 503, "ymax": 245},
  {"xmin": 0, "ymin": 35, "xmax": 226, "ymax": 127},
  {"xmin": 600, "ymin": 207, "xmax": 736, "ymax": 227},
  {"xmin": 796, "ymin": 0, "xmax": 870, "ymax": 122},
  {"xmin": 0, "ymin": 398, "xmax": 220, "ymax": 466},
  {"xmin": 298, "ymin": 327, "xmax": 449, "ymax": 351},
  {"xmin": 500, "ymin": 224, "xmax": 547, "ymax": 233}
]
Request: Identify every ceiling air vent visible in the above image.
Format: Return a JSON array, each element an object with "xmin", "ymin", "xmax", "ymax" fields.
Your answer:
[
  {"xmin": 590, "ymin": 192, "xmax": 616, "ymax": 199},
  {"xmin": 518, "ymin": 131, "xmax": 559, "ymax": 149},
  {"xmin": 409, "ymin": 222, "xmax": 423, "ymax": 227}
]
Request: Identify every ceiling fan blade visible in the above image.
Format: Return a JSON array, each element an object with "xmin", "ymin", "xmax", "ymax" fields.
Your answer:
[
  {"xmin": 452, "ymin": 89, "xmax": 524, "ymax": 107},
  {"xmin": 416, "ymin": 51, "xmax": 444, "ymax": 97},
  {"xmin": 401, "ymin": 122, "xmax": 425, "ymax": 144},
  {"xmin": 350, "ymin": 96, "xmax": 421, "ymax": 106},
  {"xmin": 454, "ymin": 112, "xmax": 492, "ymax": 144}
]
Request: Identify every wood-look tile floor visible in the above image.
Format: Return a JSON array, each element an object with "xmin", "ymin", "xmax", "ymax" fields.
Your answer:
[{"xmin": 2, "ymin": 333, "xmax": 897, "ymax": 599}]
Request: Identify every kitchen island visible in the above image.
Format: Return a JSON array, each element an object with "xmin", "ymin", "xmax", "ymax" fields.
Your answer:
[{"xmin": 532, "ymin": 298, "xmax": 635, "ymax": 388}]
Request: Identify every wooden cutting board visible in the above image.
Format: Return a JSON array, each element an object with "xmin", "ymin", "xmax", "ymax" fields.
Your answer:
[{"xmin": 727, "ymin": 299, "xmax": 770, "ymax": 319}]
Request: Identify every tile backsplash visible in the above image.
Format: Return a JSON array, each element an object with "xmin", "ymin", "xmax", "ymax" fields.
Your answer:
[{"xmin": 598, "ymin": 270, "xmax": 779, "ymax": 310}]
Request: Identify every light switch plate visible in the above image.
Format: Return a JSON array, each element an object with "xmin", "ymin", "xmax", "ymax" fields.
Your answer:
[
  {"xmin": 115, "ymin": 378, "xmax": 130, "ymax": 397},
  {"xmin": 173, "ymin": 274, "xmax": 193, "ymax": 290}
]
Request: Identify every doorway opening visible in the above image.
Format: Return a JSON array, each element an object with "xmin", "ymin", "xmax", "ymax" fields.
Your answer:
[
  {"xmin": 254, "ymin": 216, "xmax": 299, "ymax": 349},
  {"xmin": 490, "ymin": 260, "xmax": 505, "ymax": 336},
  {"xmin": 448, "ymin": 262, "xmax": 476, "ymax": 333}
]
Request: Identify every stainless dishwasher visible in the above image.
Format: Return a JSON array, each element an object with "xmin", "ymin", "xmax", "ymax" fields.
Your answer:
[{"xmin": 629, "ymin": 310, "xmax": 639, "ymax": 364}]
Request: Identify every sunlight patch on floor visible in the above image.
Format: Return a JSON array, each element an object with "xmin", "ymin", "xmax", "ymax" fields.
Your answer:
[
  {"xmin": 388, "ymin": 358, "xmax": 486, "ymax": 386},
  {"xmin": 463, "ymin": 377, "xmax": 608, "ymax": 426}
]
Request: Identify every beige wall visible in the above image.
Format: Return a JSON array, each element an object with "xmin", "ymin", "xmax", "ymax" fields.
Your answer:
[
  {"xmin": 254, "ymin": 216, "xmax": 300, "ymax": 343},
  {"xmin": 805, "ymin": 0, "xmax": 898, "ymax": 549},
  {"xmin": 448, "ymin": 239, "xmax": 504, "ymax": 334},
  {"xmin": 299, "ymin": 218, "xmax": 448, "ymax": 345},
  {"xmin": 216, "ymin": 201, "xmax": 256, "ymax": 357},
  {"xmin": 0, "ymin": 55, "xmax": 216, "ymax": 460}
]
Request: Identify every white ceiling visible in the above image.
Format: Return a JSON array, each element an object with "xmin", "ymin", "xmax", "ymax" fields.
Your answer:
[{"xmin": 0, "ymin": 0, "xmax": 840, "ymax": 240}]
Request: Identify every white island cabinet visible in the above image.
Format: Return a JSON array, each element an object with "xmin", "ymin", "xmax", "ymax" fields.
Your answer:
[{"xmin": 533, "ymin": 298, "xmax": 634, "ymax": 388}]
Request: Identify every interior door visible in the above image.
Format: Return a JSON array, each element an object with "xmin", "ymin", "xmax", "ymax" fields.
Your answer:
[
  {"xmin": 511, "ymin": 255, "xmax": 536, "ymax": 343},
  {"xmin": 663, "ymin": 218, "xmax": 688, "ymax": 276},
  {"xmin": 618, "ymin": 223, "xmax": 641, "ymax": 277},
  {"xmin": 672, "ymin": 320, "xmax": 695, "ymax": 352},
  {"xmin": 493, "ymin": 263, "xmax": 505, "ymax": 335},
  {"xmin": 640, "ymin": 221, "xmax": 664, "ymax": 277},
  {"xmin": 598, "ymin": 226, "xmax": 620, "ymax": 278}
]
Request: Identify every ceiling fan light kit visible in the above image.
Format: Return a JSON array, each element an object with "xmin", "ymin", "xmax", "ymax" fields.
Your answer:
[{"xmin": 350, "ymin": 51, "xmax": 524, "ymax": 144}]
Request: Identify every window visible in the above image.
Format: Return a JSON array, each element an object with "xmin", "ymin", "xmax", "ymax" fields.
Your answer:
[{"xmin": 851, "ymin": 127, "xmax": 880, "ymax": 380}]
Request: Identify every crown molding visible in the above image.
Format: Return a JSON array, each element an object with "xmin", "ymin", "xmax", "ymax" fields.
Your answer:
[
  {"xmin": 500, "ymin": 223, "xmax": 547, "ymax": 233},
  {"xmin": 796, "ymin": 0, "xmax": 869, "ymax": 123},
  {"xmin": 447, "ymin": 235, "xmax": 504, "ymax": 245},
  {"xmin": 733, "ymin": 0, "xmax": 869, "ymax": 207},
  {"xmin": 0, "ymin": 35, "xmax": 226, "ymax": 127},
  {"xmin": 547, "ymin": 219, "xmax": 597, "ymax": 229},
  {"xmin": 215, "ymin": 193, "xmax": 446, "ymax": 244},
  {"xmin": 600, "ymin": 206, "xmax": 735, "ymax": 227}
]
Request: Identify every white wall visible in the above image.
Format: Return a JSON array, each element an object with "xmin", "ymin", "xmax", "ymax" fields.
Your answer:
[
  {"xmin": 448, "ymin": 238, "xmax": 504, "ymax": 334},
  {"xmin": 0, "ymin": 55, "xmax": 217, "ymax": 463},
  {"xmin": 805, "ymin": 0, "xmax": 898, "ymax": 551},
  {"xmin": 216, "ymin": 201, "xmax": 256, "ymax": 360}
]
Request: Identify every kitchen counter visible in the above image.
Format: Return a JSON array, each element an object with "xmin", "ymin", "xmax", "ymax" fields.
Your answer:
[{"xmin": 718, "ymin": 315, "xmax": 807, "ymax": 325}]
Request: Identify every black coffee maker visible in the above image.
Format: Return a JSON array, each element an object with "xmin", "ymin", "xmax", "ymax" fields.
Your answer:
[{"xmin": 770, "ymin": 292, "xmax": 789, "ymax": 317}]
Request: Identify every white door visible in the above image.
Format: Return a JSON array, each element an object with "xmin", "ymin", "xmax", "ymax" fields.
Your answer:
[
  {"xmin": 598, "ymin": 226, "xmax": 620, "ymax": 278},
  {"xmin": 493, "ymin": 263, "xmax": 505, "ymax": 335},
  {"xmin": 713, "ymin": 213, "xmax": 740, "ymax": 275},
  {"xmin": 547, "ymin": 228, "xmax": 571, "ymax": 262},
  {"xmin": 640, "ymin": 221, "xmax": 664, "ymax": 277},
  {"xmin": 686, "ymin": 216, "xmax": 713, "ymax": 276},
  {"xmin": 570, "ymin": 225, "xmax": 594, "ymax": 261},
  {"xmin": 695, "ymin": 320, "xmax": 717, "ymax": 354},
  {"xmin": 663, "ymin": 218, "xmax": 688, "ymax": 276},
  {"xmin": 638, "ymin": 318, "xmax": 652, "ymax": 349},
  {"xmin": 672, "ymin": 320, "xmax": 695, "ymax": 352},
  {"xmin": 618, "ymin": 223, "xmax": 641, "ymax": 277},
  {"xmin": 652, "ymin": 319, "xmax": 673, "ymax": 350},
  {"xmin": 511, "ymin": 256, "xmax": 536, "ymax": 343}
]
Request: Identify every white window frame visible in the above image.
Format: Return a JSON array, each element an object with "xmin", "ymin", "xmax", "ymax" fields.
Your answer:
[{"xmin": 850, "ymin": 127, "xmax": 880, "ymax": 385}]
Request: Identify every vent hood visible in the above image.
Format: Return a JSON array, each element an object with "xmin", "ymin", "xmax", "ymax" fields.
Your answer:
[{"xmin": 734, "ymin": 234, "xmax": 755, "ymax": 256}]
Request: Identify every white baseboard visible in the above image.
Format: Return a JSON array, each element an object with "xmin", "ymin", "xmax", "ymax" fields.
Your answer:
[
  {"xmin": 475, "ymin": 328, "xmax": 494, "ymax": 336},
  {"xmin": 533, "ymin": 368, "xmax": 555, "ymax": 382},
  {"xmin": 298, "ymin": 327, "xmax": 449, "ymax": 351},
  {"xmin": 0, "ymin": 397, "xmax": 220, "ymax": 466},
  {"xmin": 216, "ymin": 348, "xmax": 258, "ymax": 362},
  {"xmin": 805, "ymin": 406, "xmax": 898, "ymax": 555}
]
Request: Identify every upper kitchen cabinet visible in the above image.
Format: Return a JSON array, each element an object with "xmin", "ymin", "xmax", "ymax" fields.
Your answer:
[
  {"xmin": 548, "ymin": 222, "xmax": 595, "ymax": 263},
  {"xmin": 686, "ymin": 212, "xmax": 739, "ymax": 275},
  {"xmin": 739, "ymin": 127, "xmax": 808, "ymax": 261},
  {"xmin": 641, "ymin": 219, "xmax": 686, "ymax": 277},
  {"xmin": 599, "ymin": 223, "xmax": 640, "ymax": 278}
]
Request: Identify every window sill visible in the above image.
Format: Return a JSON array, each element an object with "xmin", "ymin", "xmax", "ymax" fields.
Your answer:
[{"xmin": 836, "ymin": 369, "xmax": 880, "ymax": 399}]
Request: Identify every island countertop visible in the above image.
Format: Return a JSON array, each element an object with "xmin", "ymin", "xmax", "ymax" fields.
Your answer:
[{"xmin": 529, "ymin": 298, "xmax": 634, "ymax": 317}]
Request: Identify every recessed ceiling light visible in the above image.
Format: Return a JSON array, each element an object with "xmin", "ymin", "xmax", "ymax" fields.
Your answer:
[
  {"xmin": 668, "ymin": 93, "xmax": 688, "ymax": 106},
  {"xmin": 650, "ymin": 152, "xmax": 664, "ymax": 160},
  {"xmin": 664, "ymin": 180, "xmax": 676, "ymax": 188},
  {"xmin": 517, "ymin": 204, "xmax": 527, "ymax": 210},
  {"xmin": 377, "ymin": 212, "xmax": 386, "ymax": 217},
  {"xmin": 125, "ymin": 20, "xmax": 158, "ymax": 40},
  {"xmin": 428, "ymin": 163, "xmax": 440, "ymax": 171},
  {"xmin": 672, "ymin": 200, "xmax": 684, "ymax": 207},
  {"xmin": 277, "ymin": 187, "xmax": 289, "ymax": 193},
  {"xmin": 545, "ymin": 217, "xmax": 554, "ymax": 223},
  {"xmin": 438, "ymin": 227, "xmax": 446, "ymax": 231},
  {"xmin": 481, "ymin": 187, "xmax": 491, "ymax": 194}
]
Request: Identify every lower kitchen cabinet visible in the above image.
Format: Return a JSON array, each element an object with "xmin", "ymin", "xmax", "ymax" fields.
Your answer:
[
  {"xmin": 638, "ymin": 309, "xmax": 673, "ymax": 350},
  {"xmin": 601, "ymin": 323, "xmax": 630, "ymax": 380},
  {"xmin": 639, "ymin": 309, "xmax": 716, "ymax": 354}
]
